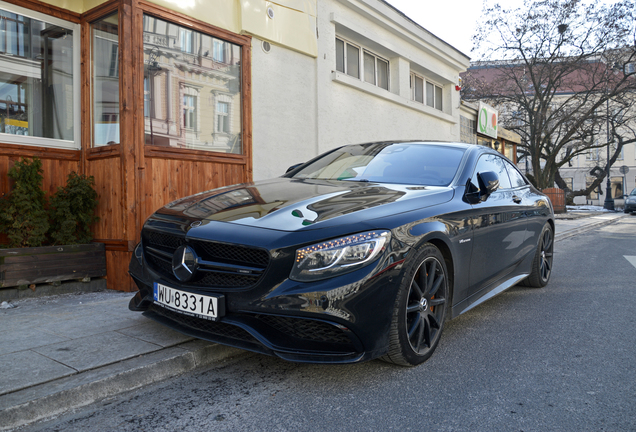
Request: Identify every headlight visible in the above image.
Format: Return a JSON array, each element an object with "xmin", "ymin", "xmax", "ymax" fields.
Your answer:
[
  {"xmin": 290, "ymin": 231, "xmax": 390, "ymax": 282},
  {"xmin": 627, "ymin": 198, "xmax": 635, "ymax": 204}
]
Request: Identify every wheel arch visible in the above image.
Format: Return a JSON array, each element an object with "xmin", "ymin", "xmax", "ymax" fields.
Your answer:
[
  {"xmin": 547, "ymin": 218, "xmax": 555, "ymax": 234},
  {"xmin": 423, "ymin": 237, "xmax": 455, "ymax": 316}
]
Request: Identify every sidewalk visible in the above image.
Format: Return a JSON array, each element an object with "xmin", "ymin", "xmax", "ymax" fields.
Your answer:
[
  {"xmin": 0, "ymin": 211, "xmax": 629, "ymax": 430},
  {"xmin": 553, "ymin": 210, "xmax": 628, "ymax": 241}
]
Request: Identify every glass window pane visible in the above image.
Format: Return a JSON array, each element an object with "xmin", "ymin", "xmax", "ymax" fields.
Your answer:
[
  {"xmin": 611, "ymin": 177, "xmax": 623, "ymax": 198},
  {"xmin": 144, "ymin": 15, "xmax": 242, "ymax": 154},
  {"xmin": 505, "ymin": 160, "xmax": 527, "ymax": 188},
  {"xmin": 415, "ymin": 76, "xmax": 424, "ymax": 103},
  {"xmin": 0, "ymin": 8, "xmax": 74, "ymax": 140},
  {"xmin": 472, "ymin": 154, "xmax": 512, "ymax": 190},
  {"xmin": 435, "ymin": 85, "xmax": 442, "ymax": 110},
  {"xmin": 586, "ymin": 177, "xmax": 599, "ymax": 199},
  {"xmin": 92, "ymin": 13, "xmax": 119, "ymax": 146},
  {"xmin": 335, "ymin": 38, "xmax": 344, "ymax": 73},
  {"xmin": 213, "ymin": 39, "xmax": 225, "ymax": 62},
  {"xmin": 377, "ymin": 58, "xmax": 388, "ymax": 90},
  {"xmin": 363, "ymin": 52, "xmax": 375, "ymax": 84},
  {"xmin": 426, "ymin": 82, "xmax": 434, "ymax": 107},
  {"xmin": 346, "ymin": 43, "xmax": 359, "ymax": 78}
]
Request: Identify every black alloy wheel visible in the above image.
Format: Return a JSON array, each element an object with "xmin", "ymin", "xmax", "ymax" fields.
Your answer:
[
  {"xmin": 382, "ymin": 243, "xmax": 449, "ymax": 366},
  {"xmin": 521, "ymin": 223, "xmax": 553, "ymax": 288}
]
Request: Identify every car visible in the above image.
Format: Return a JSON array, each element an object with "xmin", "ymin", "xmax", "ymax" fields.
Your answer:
[
  {"xmin": 128, "ymin": 141, "xmax": 554, "ymax": 366},
  {"xmin": 624, "ymin": 188, "xmax": 636, "ymax": 214}
]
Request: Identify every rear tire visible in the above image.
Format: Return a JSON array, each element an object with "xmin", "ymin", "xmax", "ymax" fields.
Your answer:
[
  {"xmin": 520, "ymin": 223, "xmax": 553, "ymax": 288},
  {"xmin": 381, "ymin": 243, "xmax": 449, "ymax": 366}
]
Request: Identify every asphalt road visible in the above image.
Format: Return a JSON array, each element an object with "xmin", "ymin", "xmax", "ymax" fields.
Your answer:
[{"xmin": 27, "ymin": 217, "xmax": 636, "ymax": 432}]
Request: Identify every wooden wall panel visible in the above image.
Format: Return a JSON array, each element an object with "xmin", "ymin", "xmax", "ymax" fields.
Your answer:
[
  {"xmin": 0, "ymin": 154, "xmax": 80, "ymax": 200},
  {"xmin": 105, "ymin": 250, "xmax": 135, "ymax": 291},
  {"xmin": 141, "ymin": 157, "xmax": 247, "ymax": 223},
  {"xmin": 86, "ymin": 157, "xmax": 124, "ymax": 241}
]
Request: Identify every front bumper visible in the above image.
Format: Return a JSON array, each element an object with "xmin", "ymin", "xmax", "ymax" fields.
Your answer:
[
  {"xmin": 128, "ymin": 232, "xmax": 406, "ymax": 364},
  {"xmin": 624, "ymin": 201, "xmax": 636, "ymax": 213}
]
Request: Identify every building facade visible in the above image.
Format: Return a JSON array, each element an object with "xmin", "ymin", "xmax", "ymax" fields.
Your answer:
[{"xmin": 0, "ymin": 0, "xmax": 470, "ymax": 291}]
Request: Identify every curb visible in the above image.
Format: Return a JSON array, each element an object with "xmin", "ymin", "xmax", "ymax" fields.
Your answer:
[
  {"xmin": 555, "ymin": 214, "xmax": 627, "ymax": 242},
  {"xmin": 0, "ymin": 341, "xmax": 249, "ymax": 431}
]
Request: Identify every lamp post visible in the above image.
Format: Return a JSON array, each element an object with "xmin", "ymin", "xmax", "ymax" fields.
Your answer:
[
  {"xmin": 146, "ymin": 47, "xmax": 163, "ymax": 146},
  {"xmin": 603, "ymin": 63, "xmax": 614, "ymax": 211}
]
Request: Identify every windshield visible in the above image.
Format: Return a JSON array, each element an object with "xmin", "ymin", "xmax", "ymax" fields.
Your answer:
[
  {"xmin": 630, "ymin": 188, "xmax": 636, "ymax": 196},
  {"xmin": 291, "ymin": 143, "xmax": 465, "ymax": 186}
]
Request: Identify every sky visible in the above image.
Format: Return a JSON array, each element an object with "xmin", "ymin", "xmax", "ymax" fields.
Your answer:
[
  {"xmin": 383, "ymin": 0, "xmax": 517, "ymax": 56},
  {"xmin": 384, "ymin": 0, "xmax": 625, "ymax": 57}
]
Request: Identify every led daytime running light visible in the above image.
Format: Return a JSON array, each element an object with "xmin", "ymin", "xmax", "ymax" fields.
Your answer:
[{"xmin": 290, "ymin": 231, "xmax": 390, "ymax": 282}]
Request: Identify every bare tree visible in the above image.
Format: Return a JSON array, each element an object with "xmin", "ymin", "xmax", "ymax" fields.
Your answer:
[{"xmin": 462, "ymin": 0, "xmax": 636, "ymax": 196}]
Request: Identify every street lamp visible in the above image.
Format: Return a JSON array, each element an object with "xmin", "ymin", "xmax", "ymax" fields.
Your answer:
[
  {"xmin": 603, "ymin": 62, "xmax": 614, "ymax": 211},
  {"xmin": 146, "ymin": 47, "xmax": 163, "ymax": 146}
]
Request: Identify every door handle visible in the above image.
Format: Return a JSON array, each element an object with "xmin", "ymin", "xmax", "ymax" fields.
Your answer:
[{"xmin": 512, "ymin": 196, "xmax": 522, "ymax": 204}]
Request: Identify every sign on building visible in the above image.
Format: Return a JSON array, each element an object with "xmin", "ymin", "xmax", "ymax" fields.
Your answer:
[{"xmin": 478, "ymin": 102, "xmax": 498, "ymax": 139}]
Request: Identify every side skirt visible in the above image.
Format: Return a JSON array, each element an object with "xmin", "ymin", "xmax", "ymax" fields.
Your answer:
[{"xmin": 450, "ymin": 273, "xmax": 529, "ymax": 318}]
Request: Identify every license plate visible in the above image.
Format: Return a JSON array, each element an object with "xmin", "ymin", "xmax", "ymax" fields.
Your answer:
[{"xmin": 153, "ymin": 283, "xmax": 225, "ymax": 320}]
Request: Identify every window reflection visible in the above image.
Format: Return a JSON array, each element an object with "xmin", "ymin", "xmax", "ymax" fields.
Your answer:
[
  {"xmin": 0, "ymin": 9, "xmax": 74, "ymax": 140},
  {"xmin": 91, "ymin": 13, "xmax": 119, "ymax": 146},
  {"xmin": 143, "ymin": 15, "xmax": 242, "ymax": 154}
]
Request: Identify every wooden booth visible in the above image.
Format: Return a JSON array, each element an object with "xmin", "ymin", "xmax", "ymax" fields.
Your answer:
[{"xmin": 0, "ymin": 0, "xmax": 252, "ymax": 291}]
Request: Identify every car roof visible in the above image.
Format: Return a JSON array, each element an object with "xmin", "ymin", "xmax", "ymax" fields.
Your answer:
[{"xmin": 353, "ymin": 140, "xmax": 474, "ymax": 150}]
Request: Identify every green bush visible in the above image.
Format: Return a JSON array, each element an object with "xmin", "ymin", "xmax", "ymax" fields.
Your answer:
[
  {"xmin": 0, "ymin": 157, "xmax": 49, "ymax": 248},
  {"xmin": 1, "ymin": 158, "xmax": 100, "ymax": 248},
  {"xmin": 48, "ymin": 172, "xmax": 99, "ymax": 245}
]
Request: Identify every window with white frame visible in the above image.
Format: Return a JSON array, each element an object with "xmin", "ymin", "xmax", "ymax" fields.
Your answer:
[
  {"xmin": 335, "ymin": 37, "xmax": 389, "ymax": 90},
  {"xmin": 0, "ymin": 3, "xmax": 80, "ymax": 149},
  {"xmin": 410, "ymin": 72, "xmax": 443, "ymax": 111},
  {"xmin": 586, "ymin": 177, "xmax": 599, "ymax": 200},
  {"xmin": 180, "ymin": 28, "xmax": 193, "ymax": 53},
  {"xmin": 610, "ymin": 142, "xmax": 623, "ymax": 160},
  {"xmin": 586, "ymin": 145, "xmax": 599, "ymax": 160},
  {"xmin": 363, "ymin": 50, "xmax": 388, "ymax": 90},
  {"xmin": 216, "ymin": 101, "xmax": 229, "ymax": 133},
  {"xmin": 213, "ymin": 39, "xmax": 225, "ymax": 62},
  {"xmin": 183, "ymin": 94, "xmax": 196, "ymax": 129}
]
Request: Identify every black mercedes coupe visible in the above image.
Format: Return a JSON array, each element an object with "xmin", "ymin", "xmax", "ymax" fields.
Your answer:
[{"xmin": 128, "ymin": 141, "xmax": 554, "ymax": 366}]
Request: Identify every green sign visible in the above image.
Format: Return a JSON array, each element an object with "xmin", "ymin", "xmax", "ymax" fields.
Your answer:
[{"xmin": 478, "ymin": 102, "xmax": 498, "ymax": 139}]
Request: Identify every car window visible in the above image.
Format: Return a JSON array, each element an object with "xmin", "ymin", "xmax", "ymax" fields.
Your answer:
[
  {"xmin": 504, "ymin": 160, "xmax": 527, "ymax": 188},
  {"xmin": 291, "ymin": 143, "xmax": 466, "ymax": 186},
  {"xmin": 471, "ymin": 154, "xmax": 512, "ymax": 190}
]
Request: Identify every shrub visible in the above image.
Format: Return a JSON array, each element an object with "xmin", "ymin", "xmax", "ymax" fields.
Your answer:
[
  {"xmin": 48, "ymin": 172, "xmax": 99, "ymax": 245},
  {"xmin": 0, "ymin": 157, "xmax": 49, "ymax": 248}
]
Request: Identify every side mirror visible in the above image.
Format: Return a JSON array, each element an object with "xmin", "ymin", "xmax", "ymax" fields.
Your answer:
[
  {"xmin": 286, "ymin": 163, "xmax": 304, "ymax": 174},
  {"xmin": 477, "ymin": 171, "xmax": 499, "ymax": 200}
]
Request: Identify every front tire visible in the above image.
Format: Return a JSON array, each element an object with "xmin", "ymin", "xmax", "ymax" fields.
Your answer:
[
  {"xmin": 382, "ymin": 243, "xmax": 449, "ymax": 366},
  {"xmin": 520, "ymin": 223, "xmax": 553, "ymax": 288}
]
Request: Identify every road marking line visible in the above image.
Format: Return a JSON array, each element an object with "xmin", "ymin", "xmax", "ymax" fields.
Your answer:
[{"xmin": 625, "ymin": 256, "xmax": 636, "ymax": 269}]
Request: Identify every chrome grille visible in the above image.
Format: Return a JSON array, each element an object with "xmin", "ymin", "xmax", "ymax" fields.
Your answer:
[{"xmin": 143, "ymin": 231, "xmax": 269, "ymax": 288}]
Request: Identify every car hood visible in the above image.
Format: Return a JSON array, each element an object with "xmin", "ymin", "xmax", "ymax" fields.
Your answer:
[{"xmin": 154, "ymin": 177, "xmax": 454, "ymax": 232}]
